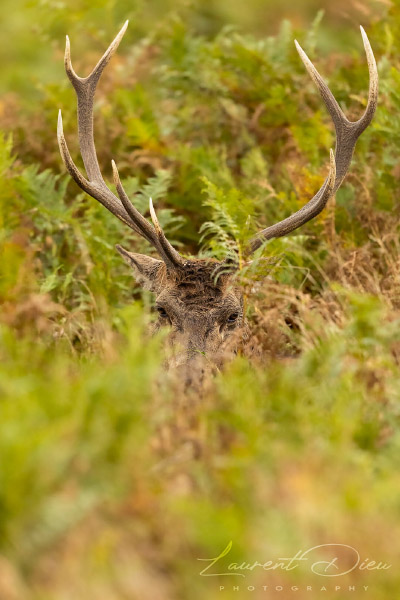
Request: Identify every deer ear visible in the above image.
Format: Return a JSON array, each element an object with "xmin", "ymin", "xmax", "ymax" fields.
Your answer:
[{"xmin": 116, "ymin": 245, "xmax": 164, "ymax": 292}]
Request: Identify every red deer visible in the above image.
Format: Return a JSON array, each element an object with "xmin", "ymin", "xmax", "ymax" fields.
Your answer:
[{"xmin": 57, "ymin": 22, "xmax": 378, "ymax": 367}]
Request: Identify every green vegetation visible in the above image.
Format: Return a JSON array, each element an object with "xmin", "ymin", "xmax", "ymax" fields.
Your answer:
[{"xmin": 0, "ymin": 0, "xmax": 399, "ymax": 598}]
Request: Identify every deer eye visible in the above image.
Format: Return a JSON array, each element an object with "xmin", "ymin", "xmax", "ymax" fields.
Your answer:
[
  {"xmin": 157, "ymin": 306, "xmax": 169, "ymax": 319},
  {"xmin": 227, "ymin": 312, "xmax": 239, "ymax": 324}
]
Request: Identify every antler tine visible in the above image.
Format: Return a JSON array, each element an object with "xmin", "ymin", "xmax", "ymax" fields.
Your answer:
[
  {"xmin": 58, "ymin": 22, "xmax": 184, "ymax": 269},
  {"xmin": 294, "ymin": 26, "xmax": 378, "ymax": 189},
  {"xmin": 149, "ymin": 198, "xmax": 184, "ymax": 266},
  {"xmin": 247, "ymin": 27, "xmax": 378, "ymax": 256},
  {"xmin": 359, "ymin": 26, "xmax": 379, "ymax": 131},
  {"xmin": 64, "ymin": 20, "xmax": 128, "ymax": 183},
  {"xmin": 112, "ymin": 161, "xmax": 183, "ymax": 267},
  {"xmin": 248, "ymin": 150, "xmax": 336, "ymax": 254}
]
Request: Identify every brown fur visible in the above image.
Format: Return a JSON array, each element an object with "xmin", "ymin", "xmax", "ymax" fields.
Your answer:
[{"xmin": 116, "ymin": 247, "xmax": 244, "ymax": 369}]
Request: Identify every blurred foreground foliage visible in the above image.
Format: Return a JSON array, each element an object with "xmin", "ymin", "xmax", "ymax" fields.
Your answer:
[{"xmin": 1, "ymin": 0, "xmax": 400, "ymax": 598}]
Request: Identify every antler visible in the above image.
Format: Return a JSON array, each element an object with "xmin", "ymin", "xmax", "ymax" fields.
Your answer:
[
  {"xmin": 247, "ymin": 26, "xmax": 378, "ymax": 255},
  {"xmin": 57, "ymin": 21, "xmax": 183, "ymax": 269}
]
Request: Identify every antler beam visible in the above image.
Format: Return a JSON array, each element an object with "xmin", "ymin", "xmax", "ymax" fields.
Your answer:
[
  {"xmin": 247, "ymin": 26, "xmax": 378, "ymax": 255},
  {"xmin": 57, "ymin": 21, "xmax": 183, "ymax": 269}
]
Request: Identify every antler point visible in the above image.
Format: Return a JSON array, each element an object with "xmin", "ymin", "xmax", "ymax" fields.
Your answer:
[
  {"xmin": 111, "ymin": 160, "xmax": 120, "ymax": 185},
  {"xmin": 64, "ymin": 35, "xmax": 72, "ymax": 70},
  {"xmin": 149, "ymin": 197, "xmax": 161, "ymax": 232},
  {"xmin": 116, "ymin": 19, "xmax": 129, "ymax": 42},
  {"xmin": 57, "ymin": 110, "xmax": 63, "ymax": 133},
  {"xmin": 294, "ymin": 40, "xmax": 309, "ymax": 63}
]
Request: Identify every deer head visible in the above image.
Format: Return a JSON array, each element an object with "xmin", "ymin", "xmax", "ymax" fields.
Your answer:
[{"xmin": 57, "ymin": 21, "xmax": 378, "ymax": 366}]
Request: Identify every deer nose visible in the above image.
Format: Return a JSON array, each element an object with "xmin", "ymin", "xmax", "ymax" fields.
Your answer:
[
  {"xmin": 186, "ymin": 324, "xmax": 222, "ymax": 352},
  {"xmin": 174, "ymin": 357, "xmax": 213, "ymax": 389}
]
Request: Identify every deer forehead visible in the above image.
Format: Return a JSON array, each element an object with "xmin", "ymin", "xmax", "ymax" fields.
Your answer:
[{"xmin": 156, "ymin": 264, "xmax": 242, "ymax": 316}]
